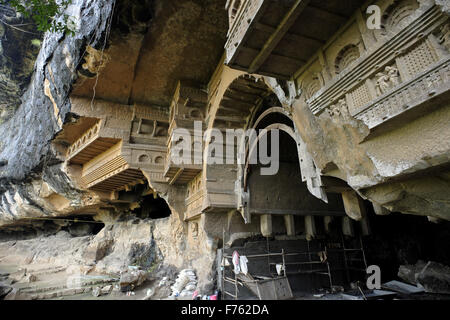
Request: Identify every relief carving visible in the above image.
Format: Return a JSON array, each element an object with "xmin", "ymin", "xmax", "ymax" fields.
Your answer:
[
  {"xmin": 386, "ymin": 65, "xmax": 401, "ymax": 86},
  {"xmin": 438, "ymin": 23, "xmax": 450, "ymax": 51},
  {"xmin": 327, "ymin": 98, "xmax": 351, "ymax": 120},
  {"xmin": 375, "ymin": 65, "xmax": 401, "ymax": 96},
  {"xmin": 375, "ymin": 72, "xmax": 391, "ymax": 96}
]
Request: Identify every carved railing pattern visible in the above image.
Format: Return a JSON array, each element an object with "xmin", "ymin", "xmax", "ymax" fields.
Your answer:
[
  {"xmin": 185, "ymin": 174, "xmax": 204, "ymax": 218},
  {"xmin": 355, "ymin": 57, "xmax": 450, "ymax": 128},
  {"xmin": 66, "ymin": 121, "xmax": 101, "ymax": 159},
  {"xmin": 225, "ymin": 0, "xmax": 265, "ymax": 64}
]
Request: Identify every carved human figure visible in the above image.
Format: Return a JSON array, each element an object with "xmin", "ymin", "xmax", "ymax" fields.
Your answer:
[
  {"xmin": 331, "ymin": 104, "xmax": 341, "ymax": 117},
  {"xmin": 375, "ymin": 72, "xmax": 391, "ymax": 96},
  {"xmin": 327, "ymin": 105, "xmax": 336, "ymax": 117},
  {"xmin": 385, "ymin": 66, "xmax": 400, "ymax": 87},
  {"xmin": 191, "ymin": 222, "xmax": 199, "ymax": 237},
  {"xmin": 338, "ymin": 98, "xmax": 349, "ymax": 114},
  {"xmin": 439, "ymin": 23, "xmax": 450, "ymax": 51},
  {"xmin": 327, "ymin": 98, "xmax": 350, "ymax": 119},
  {"xmin": 338, "ymin": 98, "xmax": 352, "ymax": 120}
]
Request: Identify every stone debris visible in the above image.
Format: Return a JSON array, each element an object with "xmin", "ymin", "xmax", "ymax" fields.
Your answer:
[
  {"xmin": 142, "ymin": 288, "xmax": 154, "ymax": 300},
  {"xmin": 92, "ymin": 286, "xmax": 101, "ymax": 297},
  {"xmin": 91, "ymin": 285, "xmax": 113, "ymax": 297},
  {"xmin": 119, "ymin": 269, "xmax": 147, "ymax": 292},
  {"xmin": 101, "ymin": 285, "xmax": 113, "ymax": 295}
]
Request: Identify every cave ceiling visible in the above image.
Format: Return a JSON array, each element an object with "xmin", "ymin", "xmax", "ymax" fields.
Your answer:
[{"xmin": 71, "ymin": 0, "xmax": 228, "ymax": 108}]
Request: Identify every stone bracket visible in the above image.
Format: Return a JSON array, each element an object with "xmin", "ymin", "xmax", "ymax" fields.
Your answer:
[{"xmin": 293, "ymin": 124, "xmax": 328, "ymax": 203}]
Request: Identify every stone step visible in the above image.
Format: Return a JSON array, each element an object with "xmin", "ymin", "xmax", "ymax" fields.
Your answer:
[
  {"xmin": 19, "ymin": 284, "xmax": 67, "ymax": 294},
  {"xmin": 25, "ymin": 266, "xmax": 67, "ymax": 275},
  {"xmin": 20, "ymin": 276, "xmax": 118, "ymax": 295},
  {"xmin": 29, "ymin": 286, "xmax": 93, "ymax": 300}
]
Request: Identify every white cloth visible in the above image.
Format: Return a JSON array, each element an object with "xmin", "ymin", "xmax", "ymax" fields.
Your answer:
[
  {"xmin": 232, "ymin": 251, "xmax": 240, "ymax": 274},
  {"xmin": 240, "ymin": 256, "xmax": 249, "ymax": 275},
  {"xmin": 276, "ymin": 264, "xmax": 284, "ymax": 276}
]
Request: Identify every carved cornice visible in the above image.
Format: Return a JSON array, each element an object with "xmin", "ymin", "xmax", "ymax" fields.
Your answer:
[
  {"xmin": 307, "ymin": 5, "xmax": 446, "ymax": 115},
  {"xmin": 355, "ymin": 57, "xmax": 450, "ymax": 129}
]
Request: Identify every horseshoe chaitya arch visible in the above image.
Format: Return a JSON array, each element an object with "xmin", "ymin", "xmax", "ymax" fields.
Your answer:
[
  {"xmin": 251, "ymin": 106, "xmax": 292, "ymax": 130},
  {"xmin": 202, "ymin": 73, "xmax": 277, "ymax": 213},
  {"xmin": 242, "ymin": 122, "xmax": 298, "ymax": 191}
]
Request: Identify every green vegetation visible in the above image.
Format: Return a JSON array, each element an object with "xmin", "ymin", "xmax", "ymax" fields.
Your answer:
[{"xmin": 1, "ymin": 0, "xmax": 75, "ymax": 34}]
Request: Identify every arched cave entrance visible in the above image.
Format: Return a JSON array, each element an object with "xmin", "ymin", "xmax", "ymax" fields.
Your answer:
[
  {"xmin": 0, "ymin": 215, "xmax": 105, "ymax": 242},
  {"xmin": 121, "ymin": 183, "xmax": 172, "ymax": 220}
]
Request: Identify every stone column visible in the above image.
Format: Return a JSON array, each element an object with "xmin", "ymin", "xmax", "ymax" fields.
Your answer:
[{"xmin": 260, "ymin": 214, "xmax": 273, "ymax": 237}]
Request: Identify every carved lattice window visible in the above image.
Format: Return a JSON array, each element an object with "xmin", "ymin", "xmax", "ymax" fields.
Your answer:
[
  {"xmin": 335, "ymin": 45, "xmax": 360, "ymax": 75},
  {"xmin": 349, "ymin": 83, "xmax": 372, "ymax": 112},
  {"xmin": 402, "ymin": 40, "xmax": 438, "ymax": 78}
]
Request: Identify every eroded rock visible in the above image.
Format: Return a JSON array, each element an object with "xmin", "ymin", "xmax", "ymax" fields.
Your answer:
[
  {"xmin": 119, "ymin": 270, "xmax": 148, "ymax": 292},
  {"xmin": 0, "ymin": 284, "xmax": 12, "ymax": 299}
]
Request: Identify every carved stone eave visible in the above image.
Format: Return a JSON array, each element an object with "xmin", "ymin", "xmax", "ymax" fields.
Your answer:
[
  {"xmin": 305, "ymin": 4, "xmax": 450, "ymax": 138},
  {"xmin": 358, "ymin": 57, "xmax": 450, "ymax": 139}
]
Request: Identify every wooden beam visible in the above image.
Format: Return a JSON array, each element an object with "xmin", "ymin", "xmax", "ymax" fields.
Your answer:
[
  {"xmin": 169, "ymin": 168, "xmax": 184, "ymax": 185},
  {"xmin": 248, "ymin": 0, "xmax": 310, "ymax": 74},
  {"xmin": 254, "ymin": 22, "xmax": 325, "ymax": 47},
  {"xmin": 306, "ymin": 5, "xmax": 348, "ymax": 25},
  {"xmin": 242, "ymin": 47, "xmax": 306, "ymax": 65}
]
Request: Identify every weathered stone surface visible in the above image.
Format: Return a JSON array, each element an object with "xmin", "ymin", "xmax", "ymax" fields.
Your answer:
[
  {"xmin": 68, "ymin": 223, "xmax": 94, "ymax": 237},
  {"xmin": 1, "ymin": 0, "xmax": 450, "ymax": 302},
  {"xmin": 119, "ymin": 270, "xmax": 147, "ymax": 292},
  {"xmin": 92, "ymin": 286, "xmax": 101, "ymax": 297},
  {"xmin": 0, "ymin": 4, "xmax": 41, "ymax": 123},
  {"xmin": 0, "ymin": 0, "xmax": 115, "ymax": 181},
  {"xmin": 0, "ymin": 284, "xmax": 12, "ymax": 299},
  {"xmin": 83, "ymin": 238, "xmax": 114, "ymax": 262}
]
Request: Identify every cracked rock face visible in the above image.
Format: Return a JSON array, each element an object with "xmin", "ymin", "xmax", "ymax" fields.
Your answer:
[
  {"xmin": 0, "ymin": 5, "xmax": 41, "ymax": 123},
  {"xmin": 0, "ymin": 0, "xmax": 116, "ymax": 225},
  {"xmin": 0, "ymin": 0, "xmax": 115, "ymax": 181}
]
